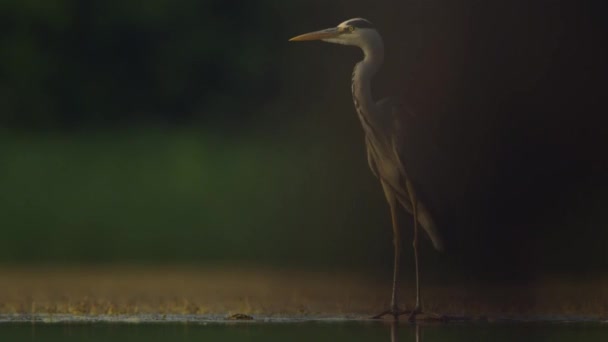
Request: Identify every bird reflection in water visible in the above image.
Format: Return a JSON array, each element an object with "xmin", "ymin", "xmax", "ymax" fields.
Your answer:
[{"xmin": 390, "ymin": 322, "xmax": 422, "ymax": 342}]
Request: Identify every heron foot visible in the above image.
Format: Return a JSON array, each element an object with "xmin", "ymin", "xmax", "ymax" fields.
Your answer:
[
  {"xmin": 372, "ymin": 308, "xmax": 446, "ymax": 322},
  {"xmin": 371, "ymin": 308, "xmax": 407, "ymax": 320},
  {"xmin": 407, "ymin": 309, "xmax": 446, "ymax": 322}
]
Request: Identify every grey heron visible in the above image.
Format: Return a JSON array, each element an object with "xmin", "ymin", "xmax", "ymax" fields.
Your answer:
[{"xmin": 290, "ymin": 18, "xmax": 444, "ymax": 320}]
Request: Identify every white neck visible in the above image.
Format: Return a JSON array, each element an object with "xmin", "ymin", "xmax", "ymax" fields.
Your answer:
[{"xmin": 351, "ymin": 37, "xmax": 384, "ymax": 129}]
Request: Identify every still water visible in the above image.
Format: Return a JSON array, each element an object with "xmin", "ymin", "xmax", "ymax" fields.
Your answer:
[{"xmin": 2, "ymin": 322, "xmax": 607, "ymax": 341}]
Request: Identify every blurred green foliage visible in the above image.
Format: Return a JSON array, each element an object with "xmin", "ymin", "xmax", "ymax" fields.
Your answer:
[{"xmin": 0, "ymin": 128, "xmax": 397, "ymax": 267}]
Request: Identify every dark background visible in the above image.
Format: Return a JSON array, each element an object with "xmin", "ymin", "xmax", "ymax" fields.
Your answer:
[{"xmin": 0, "ymin": 1, "xmax": 606, "ymax": 281}]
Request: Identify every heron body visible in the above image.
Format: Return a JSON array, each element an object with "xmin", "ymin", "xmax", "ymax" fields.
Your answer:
[{"xmin": 291, "ymin": 18, "xmax": 443, "ymax": 320}]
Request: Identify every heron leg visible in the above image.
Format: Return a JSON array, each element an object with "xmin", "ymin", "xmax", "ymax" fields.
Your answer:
[
  {"xmin": 372, "ymin": 186, "xmax": 404, "ymax": 320},
  {"xmin": 389, "ymin": 200, "xmax": 401, "ymax": 318},
  {"xmin": 408, "ymin": 196, "xmax": 422, "ymax": 322}
]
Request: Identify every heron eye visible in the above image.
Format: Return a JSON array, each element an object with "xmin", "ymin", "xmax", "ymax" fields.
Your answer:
[{"xmin": 348, "ymin": 26, "xmax": 355, "ymax": 32}]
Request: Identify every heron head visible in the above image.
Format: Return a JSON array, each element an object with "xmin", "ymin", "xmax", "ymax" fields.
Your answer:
[{"xmin": 289, "ymin": 18, "xmax": 382, "ymax": 49}]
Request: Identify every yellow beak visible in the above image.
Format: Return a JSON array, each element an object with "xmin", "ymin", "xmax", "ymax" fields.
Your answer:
[{"xmin": 289, "ymin": 28, "xmax": 340, "ymax": 42}]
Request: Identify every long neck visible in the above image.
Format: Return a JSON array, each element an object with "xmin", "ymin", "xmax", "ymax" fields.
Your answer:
[{"xmin": 351, "ymin": 40, "xmax": 384, "ymax": 131}]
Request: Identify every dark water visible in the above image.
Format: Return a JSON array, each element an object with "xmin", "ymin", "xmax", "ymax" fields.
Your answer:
[{"xmin": 2, "ymin": 322, "xmax": 607, "ymax": 341}]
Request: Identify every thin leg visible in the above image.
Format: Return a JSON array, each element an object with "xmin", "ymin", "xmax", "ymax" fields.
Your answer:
[
  {"xmin": 372, "ymin": 187, "xmax": 404, "ymax": 320},
  {"xmin": 389, "ymin": 201, "xmax": 401, "ymax": 318},
  {"xmin": 408, "ymin": 195, "xmax": 422, "ymax": 321},
  {"xmin": 374, "ymin": 183, "xmax": 447, "ymax": 321},
  {"xmin": 413, "ymin": 197, "xmax": 420, "ymax": 310}
]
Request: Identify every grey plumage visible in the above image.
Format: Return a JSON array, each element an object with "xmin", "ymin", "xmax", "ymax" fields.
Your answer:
[{"xmin": 372, "ymin": 97, "xmax": 444, "ymax": 251}]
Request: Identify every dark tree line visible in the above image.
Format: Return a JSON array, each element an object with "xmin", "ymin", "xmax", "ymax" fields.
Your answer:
[{"xmin": 0, "ymin": 0, "xmax": 281, "ymax": 129}]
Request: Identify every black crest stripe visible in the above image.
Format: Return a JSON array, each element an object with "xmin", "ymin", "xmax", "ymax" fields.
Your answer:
[{"xmin": 345, "ymin": 19, "xmax": 374, "ymax": 29}]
